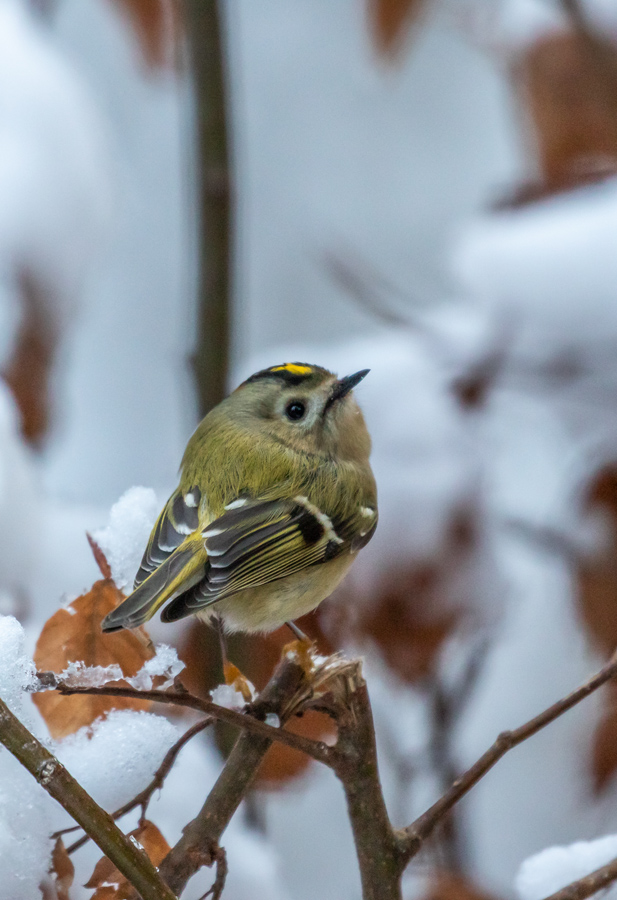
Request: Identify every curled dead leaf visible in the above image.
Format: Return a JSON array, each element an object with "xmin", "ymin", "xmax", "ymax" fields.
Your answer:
[
  {"xmin": 33, "ymin": 545, "xmax": 155, "ymax": 739},
  {"xmin": 109, "ymin": 0, "xmax": 183, "ymax": 70},
  {"xmin": 50, "ymin": 837, "xmax": 74, "ymax": 900},
  {"xmin": 513, "ymin": 31, "xmax": 617, "ymax": 198},
  {"xmin": 86, "ymin": 820, "xmax": 170, "ymax": 900},
  {"xmin": 366, "ymin": 0, "xmax": 427, "ymax": 57},
  {"xmin": 421, "ymin": 871, "xmax": 503, "ymax": 900}
]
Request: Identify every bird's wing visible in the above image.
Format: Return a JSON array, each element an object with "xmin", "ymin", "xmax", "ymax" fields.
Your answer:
[
  {"xmin": 160, "ymin": 495, "xmax": 377, "ymax": 622},
  {"xmin": 133, "ymin": 486, "xmax": 203, "ymax": 588},
  {"xmin": 101, "ymin": 486, "xmax": 207, "ymax": 632}
]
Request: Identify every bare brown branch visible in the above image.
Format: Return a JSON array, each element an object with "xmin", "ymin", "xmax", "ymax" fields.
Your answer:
[
  {"xmin": 542, "ymin": 854, "xmax": 617, "ymax": 900},
  {"xmin": 330, "ymin": 665, "xmax": 403, "ymax": 900},
  {"xmin": 0, "ymin": 697, "xmax": 176, "ymax": 900},
  {"xmin": 156, "ymin": 654, "xmax": 312, "ymax": 895},
  {"xmin": 397, "ymin": 650, "xmax": 617, "ymax": 862},
  {"xmin": 37, "ymin": 677, "xmax": 334, "ymax": 766},
  {"xmin": 65, "ymin": 717, "xmax": 213, "ymax": 854},
  {"xmin": 200, "ymin": 845, "xmax": 228, "ymax": 900}
]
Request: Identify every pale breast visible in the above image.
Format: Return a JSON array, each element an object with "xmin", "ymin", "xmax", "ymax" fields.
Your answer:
[{"xmin": 197, "ymin": 553, "xmax": 353, "ymax": 633}]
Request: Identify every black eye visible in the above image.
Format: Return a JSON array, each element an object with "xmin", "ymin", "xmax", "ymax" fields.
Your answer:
[{"xmin": 285, "ymin": 400, "xmax": 306, "ymax": 421}]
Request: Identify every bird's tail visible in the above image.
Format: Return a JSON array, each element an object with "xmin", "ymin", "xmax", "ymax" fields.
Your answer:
[{"xmin": 101, "ymin": 538, "xmax": 207, "ymax": 633}]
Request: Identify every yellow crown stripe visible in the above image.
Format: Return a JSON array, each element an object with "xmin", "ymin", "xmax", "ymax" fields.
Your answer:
[{"xmin": 269, "ymin": 364, "xmax": 313, "ymax": 376}]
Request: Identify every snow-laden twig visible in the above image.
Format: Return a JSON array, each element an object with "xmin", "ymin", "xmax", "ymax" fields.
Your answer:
[
  {"xmin": 542, "ymin": 855, "xmax": 617, "ymax": 900},
  {"xmin": 41, "ymin": 677, "xmax": 334, "ymax": 766},
  {"xmin": 0, "ymin": 696, "xmax": 177, "ymax": 900},
  {"xmin": 35, "ymin": 644, "xmax": 617, "ymax": 899}
]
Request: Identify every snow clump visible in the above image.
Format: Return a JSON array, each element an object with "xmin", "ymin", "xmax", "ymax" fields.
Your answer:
[
  {"xmin": 127, "ymin": 643, "xmax": 185, "ymax": 690},
  {"xmin": 56, "ymin": 708, "xmax": 179, "ymax": 812},
  {"xmin": 93, "ymin": 486, "xmax": 160, "ymax": 590},
  {"xmin": 516, "ymin": 834, "xmax": 617, "ymax": 900}
]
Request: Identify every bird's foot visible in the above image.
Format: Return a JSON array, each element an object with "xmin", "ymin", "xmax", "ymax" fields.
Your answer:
[
  {"xmin": 223, "ymin": 660, "xmax": 255, "ymax": 703},
  {"xmin": 281, "ymin": 637, "xmax": 318, "ymax": 676}
]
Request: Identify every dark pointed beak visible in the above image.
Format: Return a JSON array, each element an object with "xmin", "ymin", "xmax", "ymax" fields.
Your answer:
[{"xmin": 325, "ymin": 369, "xmax": 370, "ymax": 412}]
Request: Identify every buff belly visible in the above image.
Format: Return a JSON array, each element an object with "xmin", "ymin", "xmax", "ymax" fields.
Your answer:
[{"xmin": 196, "ymin": 553, "xmax": 353, "ymax": 633}]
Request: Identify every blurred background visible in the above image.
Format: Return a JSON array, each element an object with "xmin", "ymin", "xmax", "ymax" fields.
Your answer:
[{"xmin": 4, "ymin": 0, "xmax": 617, "ymax": 897}]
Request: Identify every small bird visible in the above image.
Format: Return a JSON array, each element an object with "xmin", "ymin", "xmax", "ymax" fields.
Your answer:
[{"xmin": 102, "ymin": 363, "xmax": 377, "ymax": 642}]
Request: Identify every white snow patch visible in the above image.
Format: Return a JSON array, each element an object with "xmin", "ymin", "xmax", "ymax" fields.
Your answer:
[
  {"xmin": 516, "ymin": 834, "xmax": 617, "ymax": 900},
  {"xmin": 56, "ymin": 708, "xmax": 178, "ymax": 811},
  {"xmin": 127, "ymin": 644, "xmax": 185, "ymax": 690},
  {"xmin": 0, "ymin": 615, "xmax": 36, "ymax": 716},
  {"xmin": 93, "ymin": 486, "xmax": 160, "ymax": 591},
  {"xmin": 0, "ymin": 617, "xmax": 54, "ymax": 899},
  {"xmin": 211, "ymin": 684, "xmax": 247, "ymax": 710},
  {"xmin": 60, "ymin": 659, "xmax": 124, "ymax": 687}
]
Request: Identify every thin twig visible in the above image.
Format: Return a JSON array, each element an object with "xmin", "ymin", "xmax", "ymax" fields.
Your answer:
[
  {"xmin": 36, "ymin": 678, "xmax": 334, "ymax": 766},
  {"xmin": 64, "ymin": 718, "xmax": 213, "ymax": 854},
  {"xmin": 199, "ymin": 845, "xmax": 228, "ymax": 900},
  {"xmin": 397, "ymin": 650, "xmax": 617, "ymax": 863},
  {"xmin": 0, "ymin": 697, "xmax": 177, "ymax": 900},
  {"xmin": 542, "ymin": 854, "xmax": 617, "ymax": 900}
]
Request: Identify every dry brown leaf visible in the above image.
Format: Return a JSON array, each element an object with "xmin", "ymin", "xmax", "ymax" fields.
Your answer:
[
  {"xmin": 3, "ymin": 272, "xmax": 56, "ymax": 446},
  {"xmin": 514, "ymin": 31, "xmax": 617, "ymax": 197},
  {"xmin": 33, "ymin": 544, "xmax": 155, "ymax": 739},
  {"xmin": 421, "ymin": 871, "xmax": 503, "ymax": 900},
  {"xmin": 109, "ymin": 0, "xmax": 183, "ymax": 70},
  {"xmin": 591, "ymin": 682, "xmax": 617, "ymax": 793},
  {"xmin": 86, "ymin": 820, "xmax": 170, "ymax": 900},
  {"xmin": 366, "ymin": 0, "xmax": 427, "ymax": 57},
  {"xmin": 577, "ymin": 468, "xmax": 617, "ymax": 658},
  {"xmin": 50, "ymin": 837, "xmax": 75, "ymax": 900},
  {"xmin": 576, "ymin": 468, "xmax": 617, "ymax": 791}
]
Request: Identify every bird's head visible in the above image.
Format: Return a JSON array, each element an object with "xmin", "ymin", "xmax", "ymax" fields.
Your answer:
[{"xmin": 230, "ymin": 362, "xmax": 371, "ymax": 461}]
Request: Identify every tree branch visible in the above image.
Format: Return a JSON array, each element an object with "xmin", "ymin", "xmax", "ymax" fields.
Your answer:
[
  {"xmin": 397, "ymin": 650, "xmax": 617, "ymax": 863},
  {"xmin": 200, "ymin": 844, "xmax": 227, "ymax": 900},
  {"xmin": 184, "ymin": 0, "xmax": 232, "ymax": 416},
  {"xmin": 156, "ymin": 654, "xmax": 313, "ymax": 895},
  {"xmin": 0, "ymin": 697, "xmax": 177, "ymax": 900},
  {"xmin": 542, "ymin": 855, "xmax": 617, "ymax": 900},
  {"xmin": 40, "ymin": 678, "xmax": 334, "ymax": 766},
  {"xmin": 64, "ymin": 717, "xmax": 214, "ymax": 854},
  {"xmin": 329, "ymin": 663, "xmax": 403, "ymax": 900}
]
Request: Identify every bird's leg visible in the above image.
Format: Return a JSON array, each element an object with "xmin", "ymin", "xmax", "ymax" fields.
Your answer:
[
  {"xmin": 213, "ymin": 614, "xmax": 228, "ymax": 667},
  {"xmin": 286, "ymin": 620, "xmax": 309, "ymax": 642},
  {"xmin": 283, "ymin": 620, "xmax": 315, "ymax": 673},
  {"xmin": 214, "ymin": 614, "xmax": 254, "ymax": 702},
  {"xmin": 213, "ymin": 614, "xmax": 232, "ymax": 682}
]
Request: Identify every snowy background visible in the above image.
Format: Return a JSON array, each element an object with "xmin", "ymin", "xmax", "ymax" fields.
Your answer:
[{"xmin": 3, "ymin": 0, "xmax": 617, "ymax": 897}]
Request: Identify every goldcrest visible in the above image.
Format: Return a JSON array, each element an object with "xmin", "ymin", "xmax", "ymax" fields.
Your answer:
[{"xmin": 102, "ymin": 363, "xmax": 377, "ymax": 636}]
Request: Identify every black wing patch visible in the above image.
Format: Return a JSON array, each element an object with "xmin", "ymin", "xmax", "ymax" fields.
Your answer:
[
  {"xmin": 161, "ymin": 496, "xmax": 347, "ymax": 622},
  {"xmin": 134, "ymin": 486, "xmax": 202, "ymax": 587}
]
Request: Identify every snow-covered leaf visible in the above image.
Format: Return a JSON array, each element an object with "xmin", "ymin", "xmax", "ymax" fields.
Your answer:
[{"xmin": 32, "ymin": 545, "xmax": 155, "ymax": 739}]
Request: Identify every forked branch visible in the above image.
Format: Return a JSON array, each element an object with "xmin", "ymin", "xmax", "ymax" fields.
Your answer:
[{"xmin": 30, "ymin": 645, "xmax": 617, "ymax": 900}]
